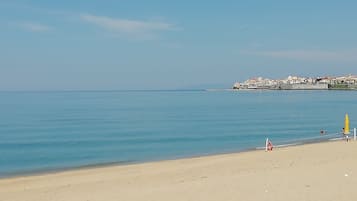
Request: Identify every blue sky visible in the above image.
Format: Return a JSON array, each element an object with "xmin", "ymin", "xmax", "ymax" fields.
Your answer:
[{"xmin": 1, "ymin": 0, "xmax": 357, "ymax": 90}]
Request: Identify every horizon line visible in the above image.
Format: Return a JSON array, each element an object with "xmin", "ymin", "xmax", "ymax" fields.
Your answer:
[{"xmin": 0, "ymin": 89, "xmax": 210, "ymax": 93}]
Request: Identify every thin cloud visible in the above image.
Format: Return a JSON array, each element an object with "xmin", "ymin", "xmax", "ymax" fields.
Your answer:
[
  {"xmin": 80, "ymin": 14, "xmax": 178, "ymax": 39},
  {"xmin": 18, "ymin": 22, "xmax": 51, "ymax": 32},
  {"xmin": 243, "ymin": 50, "xmax": 357, "ymax": 62}
]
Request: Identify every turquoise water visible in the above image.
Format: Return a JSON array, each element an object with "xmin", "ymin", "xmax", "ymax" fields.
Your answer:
[{"xmin": 0, "ymin": 90, "xmax": 356, "ymax": 177}]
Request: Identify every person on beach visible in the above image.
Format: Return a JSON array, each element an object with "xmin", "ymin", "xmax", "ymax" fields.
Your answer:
[
  {"xmin": 341, "ymin": 127, "xmax": 350, "ymax": 142},
  {"xmin": 267, "ymin": 140, "xmax": 273, "ymax": 151},
  {"xmin": 346, "ymin": 135, "xmax": 350, "ymax": 142}
]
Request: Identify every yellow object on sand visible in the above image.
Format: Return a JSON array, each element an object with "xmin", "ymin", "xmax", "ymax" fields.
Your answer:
[{"xmin": 344, "ymin": 113, "xmax": 350, "ymax": 135}]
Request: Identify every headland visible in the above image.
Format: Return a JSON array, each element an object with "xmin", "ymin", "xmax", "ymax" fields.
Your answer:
[{"xmin": 233, "ymin": 74, "xmax": 357, "ymax": 90}]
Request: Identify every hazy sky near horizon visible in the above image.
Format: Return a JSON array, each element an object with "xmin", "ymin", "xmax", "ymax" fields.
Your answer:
[{"xmin": 1, "ymin": 0, "xmax": 357, "ymax": 90}]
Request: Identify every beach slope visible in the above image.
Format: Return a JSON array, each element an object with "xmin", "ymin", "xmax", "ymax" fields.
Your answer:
[{"xmin": 1, "ymin": 140, "xmax": 357, "ymax": 201}]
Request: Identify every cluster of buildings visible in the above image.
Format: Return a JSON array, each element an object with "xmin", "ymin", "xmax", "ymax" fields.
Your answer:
[{"xmin": 233, "ymin": 74, "xmax": 357, "ymax": 90}]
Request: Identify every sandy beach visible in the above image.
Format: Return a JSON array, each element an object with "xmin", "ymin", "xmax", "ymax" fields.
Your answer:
[{"xmin": 1, "ymin": 140, "xmax": 357, "ymax": 201}]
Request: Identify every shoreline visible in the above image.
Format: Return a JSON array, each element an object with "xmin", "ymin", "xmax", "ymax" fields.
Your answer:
[
  {"xmin": 1, "ymin": 139, "xmax": 356, "ymax": 201},
  {"xmin": 0, "ymin": 145, "xmax": 262, "ymax": 180},
  {"xmin": 0, "ymin": 134, "xmax": 344, "ymax": 180}
]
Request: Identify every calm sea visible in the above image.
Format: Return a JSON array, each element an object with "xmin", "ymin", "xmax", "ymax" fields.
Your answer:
[{"xmin": 0, "ymin": 90, "xmax": 356, "ymax": 177}]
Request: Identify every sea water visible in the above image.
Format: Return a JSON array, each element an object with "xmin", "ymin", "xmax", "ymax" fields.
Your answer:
[{"xmin": 0, "ymin": 90, "xmax": 356, "ymax": 177}]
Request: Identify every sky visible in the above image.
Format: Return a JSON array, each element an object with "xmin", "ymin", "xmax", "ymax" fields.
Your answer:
[{"xmin": 1, "ymin": 0, "xmax": 357, "ymax": 90}]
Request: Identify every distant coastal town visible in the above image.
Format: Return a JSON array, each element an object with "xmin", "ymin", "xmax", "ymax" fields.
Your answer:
[{"xmin": 233, "ymin": 74, "xmax": 357, "ymax": 90}]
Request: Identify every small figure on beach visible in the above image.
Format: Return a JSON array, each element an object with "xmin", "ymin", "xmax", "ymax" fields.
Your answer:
[
  {"xmin": 267, "ymin": 140, "xmax": 273, "ymax": 151},
  {"xmin": 320, "ymin": 129, "xmax": 325, "ymax": 135},
  {"xmin": 346, "ymin": 135, "xmax": 350, "ymax": 142},
  {"xmin": 265, "ymin": 138, "xmax": 274, "ymax": 151},
  {"xmin": 341, "ymin": 128, "xmax": 350, "ymax": 142}
]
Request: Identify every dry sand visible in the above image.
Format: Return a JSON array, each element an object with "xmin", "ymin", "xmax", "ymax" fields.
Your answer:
[{"xmin": 1, "ymin": 140, "xmax": 357, "ymax": 201}]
